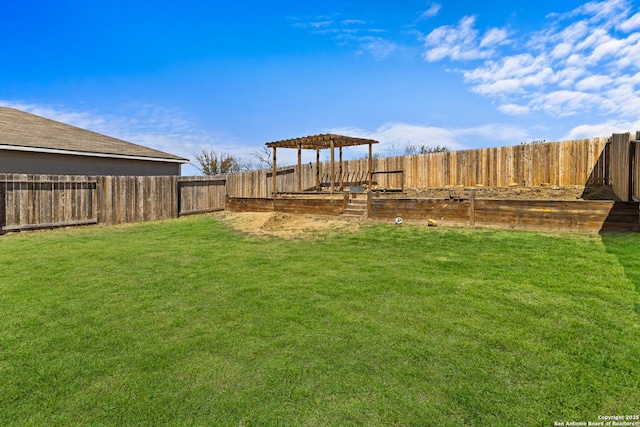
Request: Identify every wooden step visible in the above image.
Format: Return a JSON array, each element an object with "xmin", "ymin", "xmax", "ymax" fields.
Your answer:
[{"xmin": 341, "ymin": 200, "xmax": 368, "ymax": 218}]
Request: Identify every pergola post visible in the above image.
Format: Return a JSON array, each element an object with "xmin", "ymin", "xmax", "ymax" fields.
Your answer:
[
  {"xmin": 330, "ymin": 139, "xmax": 335, "ymax": 194},
  {"xmin": 272, "ymin": 147, "xmax": 277, "ymax": 196},
  {"xmin": 315, "ymin": 148, "xmax": 320, "ymax": 191},
  {"xmin": 368, "ymin": 143, "xmax": 373, "ymax": 189},
  {"xmin": 297, "ymin": 144, "xmax": 302, "ymax": 192},
  {"xmin": 339, "ymin": 147, "xmax": 343, "ymax": 190}
]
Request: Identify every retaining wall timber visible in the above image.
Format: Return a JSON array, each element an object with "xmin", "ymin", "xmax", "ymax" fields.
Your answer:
[{"xmin": 369, "ymin": 197, "xmax": 640, "ymax": 233}]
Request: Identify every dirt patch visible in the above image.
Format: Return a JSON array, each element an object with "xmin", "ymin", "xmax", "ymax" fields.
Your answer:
[{"xmin": 212, "ymin": 211, "xmax": 363, "ymax": 239}]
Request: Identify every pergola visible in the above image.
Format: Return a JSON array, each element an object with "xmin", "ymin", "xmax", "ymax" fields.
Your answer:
[{"xmin": 266, "ymin": 134, "xmax": 379, "ymax": 194}]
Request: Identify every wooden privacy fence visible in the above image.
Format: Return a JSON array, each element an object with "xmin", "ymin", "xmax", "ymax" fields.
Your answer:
[
  {"xmin": 0, "ymin": 174, "xmax": 97, "ymax": 232},
  {"xmin": 400, "ymin": 138, "xmax": 609, "ymax": 188},
  {"xmin": 97, "ymin": 176, "xmax": 228, "ymax": 224},
  {"xmin": 224, "ymin": 137, "xmax": 610, "ymax": 197},
  {"xmin": 0, "ymin": 174, "xmax": 227, "ymax": 232},
  {"xmin": 178, "ymin": 176, "xmax": 227, "ymax": 216},
  {"xmin": 97, "ymin": 176, "xmax": 178, "ymax": 225}
]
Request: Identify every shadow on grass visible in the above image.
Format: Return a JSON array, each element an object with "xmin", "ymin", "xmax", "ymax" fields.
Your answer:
[{"xmin": 600, "ymin": 232, "xmax": 640, "ymax": 316}]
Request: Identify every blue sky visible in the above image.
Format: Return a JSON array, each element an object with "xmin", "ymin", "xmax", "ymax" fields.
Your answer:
[{"xmin": 2, "ymin": 0, "xmax": 640, "ymax": 174}]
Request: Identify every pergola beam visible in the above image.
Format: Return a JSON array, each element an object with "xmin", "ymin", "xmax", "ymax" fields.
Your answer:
[{"xmin": 266, "ymin": 133, "xmax": 378, "ymax": 150}]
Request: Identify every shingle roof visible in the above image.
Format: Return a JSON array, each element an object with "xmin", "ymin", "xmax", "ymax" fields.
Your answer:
[{"xmin": 0, "ymin": 107, "xmax": 188, "ymax": 163}]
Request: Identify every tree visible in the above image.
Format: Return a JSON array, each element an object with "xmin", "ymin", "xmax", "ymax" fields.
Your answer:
[
  {"xmin": 192, "ymin": 148, "xmax": 244, "ymax": 175},
  {"xmin": 403, "ymin": 144, "xmax": 449, "ymax": 155},
  {"xmin": 520, "ymin": 138, "xmax": 547, "ymax": 145}
]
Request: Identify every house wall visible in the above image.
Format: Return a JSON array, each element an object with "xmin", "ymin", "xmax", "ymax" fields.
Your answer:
[{"xmin": 0, "ymin": 150, "xmax": 181, "ymax": 176}]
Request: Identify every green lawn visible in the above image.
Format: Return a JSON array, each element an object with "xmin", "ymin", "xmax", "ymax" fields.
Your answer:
[{"xmin": 0, "ymin": 216, "xmax": 639, "ymax": 426}]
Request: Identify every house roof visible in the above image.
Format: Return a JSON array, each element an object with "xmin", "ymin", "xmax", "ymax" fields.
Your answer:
[
  {"xmin": 266, "ymin": 134, "xmax": 379, "ymax": 150},
  {"xmin": 0, "ymin": 107, "xmax": 188, "ymax": 163}
]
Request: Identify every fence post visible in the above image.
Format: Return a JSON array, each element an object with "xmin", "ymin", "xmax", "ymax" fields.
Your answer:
[
  {"xmin": 0, "ymin": 180, "xmax": 5, "ymax": 233},
  {"xmin": 630, "ymin": 140, "xmax": 636, "ymax": 202},
  {"xmin": 96, "ymin": 176, "xmax": 109, "ymax": 225},
  {"xmin": 470, "ymin": 189, "xmax": 476, "ymax": 227},
  {"xmin": 170, "ymin": 176, "xmax": 179, "ymax": 219}
]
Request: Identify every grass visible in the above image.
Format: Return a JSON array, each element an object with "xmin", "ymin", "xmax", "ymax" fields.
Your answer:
[{"xmin": 0, "ymin": 216, "xmax": 639, "ymax": 426}]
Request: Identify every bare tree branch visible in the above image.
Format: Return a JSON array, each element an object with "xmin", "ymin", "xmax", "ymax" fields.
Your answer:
[
  {"xmin": 192, "ymin": 148, "xmax": 243, "ymax": 175},
  {"xmin": 252, "ymin": 146, "xmax": 273, "ymax": 169}
]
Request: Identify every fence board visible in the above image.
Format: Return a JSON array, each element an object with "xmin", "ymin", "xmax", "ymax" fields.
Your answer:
[
  {"xmin": 634, "ymin": 140, "xmax": 640, "ymax": 200},
  {"xmin": 610, "ymin": 133, "xmax": 631, "ymax": 201}
]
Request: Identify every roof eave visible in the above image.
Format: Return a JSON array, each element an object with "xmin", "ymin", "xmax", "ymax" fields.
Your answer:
[{"xmin": 0, "ymin": 144, "xmax": 189, "ymax": 164}]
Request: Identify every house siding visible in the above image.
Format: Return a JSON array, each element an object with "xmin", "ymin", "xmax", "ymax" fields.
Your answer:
[{"xmin": 0, "ymin": 150, "xmax": 181, "ymax": 176}]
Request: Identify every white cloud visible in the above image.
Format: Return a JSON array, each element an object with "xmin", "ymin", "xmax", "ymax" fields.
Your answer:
[
  {"xmin": 552, "ymin": 20, "xmax": 591, "ymax": 47},
  {"xmin": 581, "ymin": 0, "xmax": 630, "ymax": 22},
  {"xmin": 550, "ymin": 42, "xmax": 573, "ymax": 59},
  {"xmin": 464, "ymin": 54, "xmax": 555, "ymax": 96},
  {"xmin": 455, "ymin": 124, "xmax": 530, "ymax": 142},
  {"xmin": 550, "ymin": 0, "xmax": 629, "ymax": 23},
  {"xmin": 293, "ymin": 14, "xmax": 397, "ymax": 60},
  {"xmin": 427, "ymin": 0, "xmax": 640, "ymax": 122},
  {"xmin": 555, "ymin": 66, "xmax": 588, "ymax": 87},
  {"xmin": 423, "ymin": 16, "xmax": 508, "ymax": 61},
  {"xmin": 341, "ymin": 19, "xmax": 366, "ymax": 25},
  {"xmin": 480, "ymin": 28, "xmax": 510, "ymax": 48},
  {"xmin": 292, "ymin": 19, "xmax": 334, "ymax": 30},
  {"xmin": 614, "ymin": 33, "xmax": 640, "ymax": 68},
  {"xmin": 420, "ymin": 3, "xmax": 441, "ymax": 19},
  {"xmin": 499, "ymin": 104, "xmax": 531, "ymax": 115},
  {"xmin": 574, "ymin": 74, "xmax": 613, "ymax": 90},
  {"xmin": 618, "ymin": 12, "xmax": 640, "ymax": 31},
  {"xmin": 356, "ymin": 37, "xmax": 397, "ymax": 59},
  {"xmin": 471, "ymin": 78, "xmax": 526, "ymax": 97},
  {"xmin": 529, "ymin": 90, "xmax": 604, "ymax": 116},
  {"xmin": 562, "ymin": 119, "xmax": 639, "ymax": 140}
]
